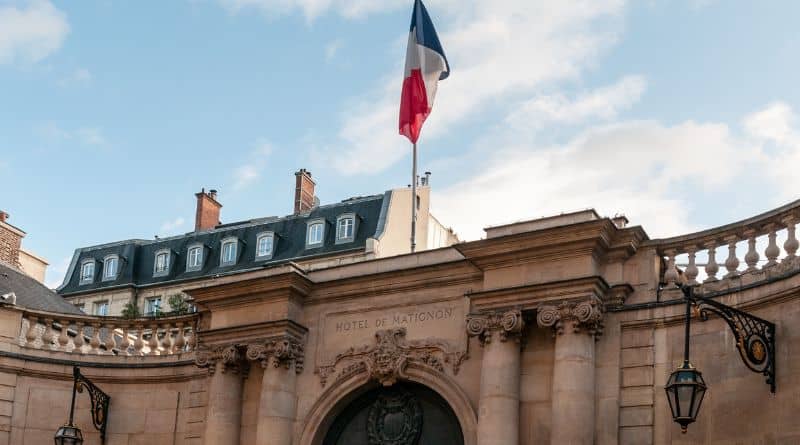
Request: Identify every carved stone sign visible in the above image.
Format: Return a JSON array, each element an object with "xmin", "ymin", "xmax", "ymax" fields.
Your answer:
[
  {"xmin": 315, "ymin": 327, "xmax": 467, "ymax": 387},
  {"xmin": 317, "ymin": 299, "xmax": 468, "ymax": 366}
]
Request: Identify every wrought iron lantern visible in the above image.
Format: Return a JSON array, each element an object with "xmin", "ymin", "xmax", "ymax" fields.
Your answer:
[
  {"xmin": 665, "ymin": 285, "xmax": 775, "ymax": 433},
  {"xmin": 54, "ymin": 366, "xmax": 110, "ymax": 445}
]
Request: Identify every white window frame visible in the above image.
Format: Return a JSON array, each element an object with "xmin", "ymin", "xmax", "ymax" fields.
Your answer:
[
  {"xmin": 255, "ymin": 231, "xmax": 275, "ymax": 260},
  {"xmin": 153, "ymin": 249, "xmax": 171, "ymax": 277},
  {"xmin": 94, "ymin": 300, "xmax": 109, "ymax": 316},
  {"xmin": 74, "ymin": 303, "xmax": 85, "ymax": 313},
  {"xmin": 306, "ymin": 219, "xmax": 325, "ymax": 248},
  {"xmin": 220, "ymin": 237, "xmax": 238, "ymax": 266},
  {"xmin": 336, "ymin": 213, "xmax": 356, "ymax": 244},
  {"xmin": 145, "ymin": 296, "xmax": 162, "ymax": 316},
  {"xmin": 186, "ymin": 244, "xmax": 204, "ymax": 272},
  {"xmin": 102, "ymin": 255, "xmax": 119, "ymax": 281},
  {"xmin": 79, "ymin": 260, "xmax": 95, "ymax": 285}
]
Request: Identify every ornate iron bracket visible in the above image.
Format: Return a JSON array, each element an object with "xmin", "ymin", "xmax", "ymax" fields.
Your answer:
[
  {"xmin": 73, "ymin": 366, "xmax": 111, "ymax": 443},
  {"xmin": 682, "ymin": 286, "xmax": 776, "ymax": 393}
]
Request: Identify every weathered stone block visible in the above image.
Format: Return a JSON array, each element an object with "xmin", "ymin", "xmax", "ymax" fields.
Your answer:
[
  {"xmin": 622, "ymin": 346, "xmax": 654, "ymax": 368},
  {"xmin": 622, "ymin": 366, "xmax": 653, "ymax": 387}
]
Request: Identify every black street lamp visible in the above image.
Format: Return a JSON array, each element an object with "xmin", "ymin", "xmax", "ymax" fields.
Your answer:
[
  {"xmin": 54, "ymin": 366, "xmax": 111, "ymax": 445},
  {"xmin": 665, "ymin": 285, "xmax": 776, "ymax": 433}
]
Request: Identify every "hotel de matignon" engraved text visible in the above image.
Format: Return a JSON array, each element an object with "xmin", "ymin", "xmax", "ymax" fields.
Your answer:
[{"xmin": 334, "ymin": 307, "xmax": 456, "ymax": 333}]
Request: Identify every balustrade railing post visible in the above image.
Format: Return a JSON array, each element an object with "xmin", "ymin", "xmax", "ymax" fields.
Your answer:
[
  {"xmin": 134, "ymin": 324, "xmax": 145, "ymax": 355},
  {"xmin": 664, "ymin": 250, "xmax": 679, "ymax": 288},
  {"xmin": 685, "ymin": 246, "xmax": 699, "ymax": 285},
  {"xmin": 74, "ymin": 322, "xmax": 86, "ymax": 354},
  {"xmin": 41, "ymin": 318, "xmax": 55, "ymax": 350},
  {"xmin": 106, "ymin": 323, "xmax": 117, "ymax": 353},
  {"xmin": 765, "ymin": 224, "xmax": 780, "ymax": 267},
  {"xmin": 744, "ymin": 230, "xmax": 760, "ymax": 272},
  {"xmin": 90, "ymin": 323, "xmax": 102, "ymax": 354},
  {"xmin": 25, "ymin": 316, "xmax": 39, "ymax": 348},
  {"xmin": 120, "ymin": 324, "xmax": 131, "ymax": 356},
  {"xmin": 58, "ymin": 320, "xmax": 70, "ymax": 351},
  {"xmin": 174, "ymin": 322, "xmax": 186, "ymax": 353},
  {"xmin": 704, "ymin": 243, "xmax": 720, "ymax": 282},
  {"xmin": 724, "ymin": 235, "xmax": 740, "ymax": 278},
  {"xmin": 149, "ymin": 323, "xmax": 160, "ymax": 355},
  {"xmin": 783, "ymin": 216, "xmax": 798, "ymax": 261}
]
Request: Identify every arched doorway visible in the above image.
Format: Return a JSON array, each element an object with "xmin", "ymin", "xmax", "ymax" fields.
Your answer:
[{"xmin": 322, "ymin": 381, "xmax": 465, "ymax": 445}]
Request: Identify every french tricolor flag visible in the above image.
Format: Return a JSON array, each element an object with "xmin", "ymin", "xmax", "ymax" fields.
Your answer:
[{"xmin": 399, "ymin": 0, "xmax": 449, "ymax": 144}]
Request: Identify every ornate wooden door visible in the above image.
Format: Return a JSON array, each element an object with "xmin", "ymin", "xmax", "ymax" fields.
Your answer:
[{"xmin": 322, "ymin": 382, "xmax": 464, "ymax": 445}]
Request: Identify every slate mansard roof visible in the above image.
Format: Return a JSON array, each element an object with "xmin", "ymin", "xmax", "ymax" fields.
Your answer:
[
  {"xmin": 57, "ymin": 193, "xmax": 390, "ymax": 296},
  {"xmin": 0, "ymin": 262, "xmax": 83, "ymax": 314}
]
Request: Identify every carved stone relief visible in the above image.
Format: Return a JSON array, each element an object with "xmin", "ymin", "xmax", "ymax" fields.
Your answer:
[
  {"xmin": 465, "ymin": 309, "xmax": 525, "ymax": 346},
  {"xmin": 246, "ymin": 337, "xmax": 305, "ymax": 373},
  {"xmin": 536, "ymin": 296, "xmax": 604, "ymax": 337},
  {"xmin": 194, "ymin": 343, "xmax": 249, "ymax": 375},
  {"xmin": 366, "ymin": 387, "xmax": 423, "ymax": 445},
  {"xmin": 315, "ymin": 327, "xmax": 467, "ymax": 387}
]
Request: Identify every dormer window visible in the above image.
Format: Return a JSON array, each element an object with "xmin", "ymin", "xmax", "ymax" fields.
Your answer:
[
  {"xmin": 186, "ymin": 244, "xmax": 204, "ymax": 272},
  {"xmin": 153, "ymin": 249, "xmax": 171, "ymax": 277},
  {"xmin": 256, "ymin": 232, "xmax": 275, "ymax": 260},
  {"xmin": 336, "ymin": 214, "xmax": 356, "ymax": 244},
  {"xmin": 306, "ymin": 219, "xmax": 325, "ymax": 248},
  {"xmin": 103, "ymin": 255, "xmax": 119, "ymax": 281},
  {"xmin": 220, "ymin": 237, "xmax": 238, "ymax": 266},
  {"xmin": 79, "ymin": 260, "xmax": 95, "ymax": 285}
]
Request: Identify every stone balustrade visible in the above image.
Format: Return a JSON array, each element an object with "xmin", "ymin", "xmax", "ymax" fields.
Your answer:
[
  {"xmin": 648, "ymin": 199, "xmax": 800, "ymax": 290},
  {"xmin": 17, "ymin": 308, "xmax": 199, "ymax": 356}
]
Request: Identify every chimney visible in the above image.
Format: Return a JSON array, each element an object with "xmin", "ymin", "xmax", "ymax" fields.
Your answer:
[
  {"xmin": 294, "ymin": 169, "xmax": 317, "ymax": 214},
  {"xmin": 195, "ymin": 188, "xmax": 222, "ymax": 231},
  {"xmin": 0, "ymin": 211, "xmax": 23, "ymax": 268}
]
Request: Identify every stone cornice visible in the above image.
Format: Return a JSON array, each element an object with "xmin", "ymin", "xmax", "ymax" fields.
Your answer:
[
  {"xmin": 185, "ymin": 269, "xmax": 313, "ymax": 310},
  {"xmin": 454, "ymin": 219, "xmax": 647, "ymax": 270},
  {"xmin": 307, "ymin": 260, "xmax": 482, "ymax": 305},
  {"xmin": 536, "ymin": 296, "xmax": 604, "ymax": 337},
  {"xmin": 467, "ymin": 276, "xmax": 621, "ymax": 312},
  {"xmin": 465, "ymin": 309, "xmax": 525, "ymax": 346},
  {"xmin": 197, "ymin": 319, "xmax": 308, "ymax": 347}
]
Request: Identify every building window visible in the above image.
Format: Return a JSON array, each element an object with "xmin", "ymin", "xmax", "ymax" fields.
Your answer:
[
  {"xmin": 256, "ymin": 232, "xmax": 274, "ymax": 259},
  {"xmin": 307, "ymin": 220, "xmax": 325, "ymax": 247},
  {"xmin": 74, "ymin": 303, "xmax": 85, "ymax": 313},
  {"xmin": 145, "ymin": 297, "xmax": 162, "ymax": 316},
  {"xmin": 187, "ymin": 244, "xmax": 203, "ymax": 271},
  {"xmin": 336, "ymin": 214, "xmax": 356, "ymax": 243},
  {"xmin": 153, "ymin": 249, "xmax": 170, "ymax": 277},
  {"xmin": 102, "ymin": 255, "xmax": 119, "ymax": 281},
  {"xmin": 94, "ymin": 301, "xmax": 109, "ymax": 316},
  {"xmin": 79, "ymin": 260, "xmax": 95, "ymax": 284},
  {"xmin": 220, "ymin": 238, "xmax": 238, "ymax": 266}
]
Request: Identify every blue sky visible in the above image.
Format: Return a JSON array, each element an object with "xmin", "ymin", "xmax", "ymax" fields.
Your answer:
[{"xmin": 2, "ymin": 0, "xmax": 799, "ymax": 287}]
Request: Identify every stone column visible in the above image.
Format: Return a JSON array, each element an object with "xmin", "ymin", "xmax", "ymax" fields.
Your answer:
[
  {"xmin": 466, "ymin": 309, "xmax": 525, "ymax": 445},
  {"xmin": 247, "ymin": 339, "xmax": 305, "ymax": 445},
  {"xmin": 196, "ymin": 345, "xmax": 248, "ymax": 445},
  {"xmin": 537, "ymin": 297, "xmax": 604, "ymax": 445}
]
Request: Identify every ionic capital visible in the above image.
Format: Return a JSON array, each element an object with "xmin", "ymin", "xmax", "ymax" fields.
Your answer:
[
  {"xmin": 246, "ymin": 338, "xmax": 305, "ymax": 374},
  {"xmin": 537, "ymin": 296, "xmax": 604, "ymax": 337},
  {"xmin": 466, "ymin": 309, "xmax": 525, "ymax": 346},
  {"xmin": 194, "ymin": 344, "xmax": 249, "ymax": 376}
]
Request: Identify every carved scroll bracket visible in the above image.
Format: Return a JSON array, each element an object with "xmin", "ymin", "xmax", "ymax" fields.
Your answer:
[
  {"xmin": 536, "ymin": 296, "xmax": 604, "ymax": 337},
  {"xmin": 315, "ymin": 327, "xmax": 467, "ymax": 388},
  {"xmin": 465, "ymin": 309, "xmax": 525, "ymax": 346},
  {"xmin": 194, "ymin": 343, "xmax": 250, "ymax": 376},
  {"xmin": 245, "ymin": 337, "xmax": 306, "ymax": 374}
]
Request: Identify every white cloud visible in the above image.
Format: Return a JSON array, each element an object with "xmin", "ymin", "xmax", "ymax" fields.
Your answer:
[
  {"xmin": 232, "ymin": 140, "xmax": 273, "ymax": 190},
  {"xmin": 45, "ymin": 255, "xmax": 72, "ymax": 289},
  {"xmin": 38, "ymin": 124, "xmax": 108, "ymax": 146},
  {"xmin": 743, "ymin": 101, "xmax": 797, "ymax": 145},
  {"xmin": 506, "ymin": 75, "xmax": 646, "ymax": 129},
  {"xmin": 218, "ymin": 0, "xmax": 407, "ymax": 21},
  {"xmin": 314, "ymin": 0, "xmax": 626, "ymax": 175},
  {"xmin": 74, "ymin": 127, "xmax": 106, "ymax": 146},
  {"xmin": 434, "ymin": 103, "xmax": 800, "ymax": 241},
  {"xmin": 58, "ymin": 67, "xmax": 92, "ymax": 86},
  {"xmin": 159, "ymin": 217, "xmax": 186, "ymax": 235},
  {"xmin": 325, "ymin": 38, "xmax": 342, "ymax": 62},
  {"xmin": 0, "ymin": 0, "xmax": 69, "ymax": 65}
]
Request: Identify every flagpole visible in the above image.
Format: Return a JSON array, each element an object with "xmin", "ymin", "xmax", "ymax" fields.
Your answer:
[{"xmin": 411, "ymin": 141, "xmax": 417, "ymax": 253}]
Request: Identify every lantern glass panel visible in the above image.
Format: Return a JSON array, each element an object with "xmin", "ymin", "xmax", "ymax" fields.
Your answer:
[
  {"xmin": 677, "ymin": 385, "xmax": 694, "ymax": 417},
  {"xmin": 54, "ymin": 424, "xmax": 84, "ymax": 445}
]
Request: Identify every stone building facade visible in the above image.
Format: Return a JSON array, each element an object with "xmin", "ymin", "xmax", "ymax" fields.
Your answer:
[{"xmin": 0, "ymin": 199, "xmax": 797, "ymax": 444}]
